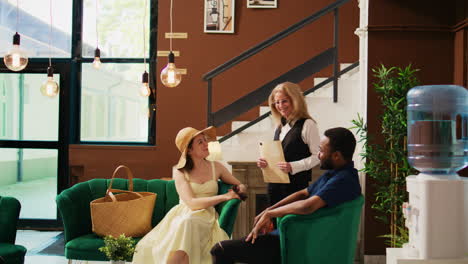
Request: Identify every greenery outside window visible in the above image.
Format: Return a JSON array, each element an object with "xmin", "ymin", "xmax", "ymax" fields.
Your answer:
[
  {"xmin": 81, "ymin": 0, "xmax": 155, "ymax": 144},
  {"xmin": 0, "ymin": 0, "xmax": 156, "ymax": 228}
]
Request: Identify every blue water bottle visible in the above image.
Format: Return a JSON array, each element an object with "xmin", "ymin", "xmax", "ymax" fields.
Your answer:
[{"xmin": 407, "ymin": 85, "xmax": 468, "ymax": 176}]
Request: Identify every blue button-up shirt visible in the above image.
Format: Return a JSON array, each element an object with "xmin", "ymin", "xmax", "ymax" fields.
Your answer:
[{"xmin": 307, "ymin": 161, "xmax": 361, "ymax": 208}]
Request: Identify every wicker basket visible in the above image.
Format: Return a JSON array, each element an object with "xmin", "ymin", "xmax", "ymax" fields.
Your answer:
[{"xmin": 90, "ymin": 165, "xmax": 156, "ymax": 237}]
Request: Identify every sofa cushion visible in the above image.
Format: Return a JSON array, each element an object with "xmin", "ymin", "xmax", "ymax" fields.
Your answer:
[
  {"xmin": 144, "ymin": 179, "xmax": 168, "ymax": 226},
  {"xmin": 65, "ymin": 234, "xmax": 142, "ymax": 261},
  {"xmin": 163, "ymin": 180, "xmax": 179, "ymax": 214},
  {"xmin": 0, "ymin": 243, "xmax": 26, "ymax": 264}
]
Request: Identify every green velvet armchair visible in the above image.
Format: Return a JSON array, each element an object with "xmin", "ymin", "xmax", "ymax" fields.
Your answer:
[
  {"xmin": 56, "ymin": 178, "xmax": 240, "ymax": 262},
  {"xmin": 278, "ymin": 195, "xmax": 364, "ymax": 264},
  {"xmin": 0, "ymin": 196, "xmax": 27, "ymax": 264}
]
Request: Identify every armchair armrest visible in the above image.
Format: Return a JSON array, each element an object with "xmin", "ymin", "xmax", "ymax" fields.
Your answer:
[
  {"xmin": 0, "ymin": 196, "xmax": 21, "ymax": 244},
  {"xmin": 56, "ymin": 183, "xmax": 96, "ymax": 243},
  {"xmin": 217, "ymin": 199, "xmax": 241, "ymax": 236},
  {"xmin": 216, "ymin": 182, "xmax": 241, "ymax": 236},
  {"xmin": 278, "ymin": 195, "xmax": 364, "ymax": 264}
]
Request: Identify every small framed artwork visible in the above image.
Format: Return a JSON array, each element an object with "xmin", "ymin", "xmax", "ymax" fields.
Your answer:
[
  {"xmin": 247, "ymin": 0, "xmax": 277, "ymax": 8},
  {"xmin": 204, "ymin": 0, "xmax": 235, "ymax": 34}
]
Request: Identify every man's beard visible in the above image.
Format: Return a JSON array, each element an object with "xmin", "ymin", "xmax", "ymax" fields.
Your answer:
[{"xmin": 320, "ymin": 157, "xmax": 334, "ymax": 170}]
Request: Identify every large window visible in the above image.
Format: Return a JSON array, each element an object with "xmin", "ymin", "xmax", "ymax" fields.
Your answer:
[
  {"xmin": 0, "ymin": 66, "xmax": 68, "ymax": 228},
  {"xmin": 82, "ymin": 0, "xmax": 150, "ymax": 58},
  {"xmin": 80, "ymin": 0, "xmax": 154, "ymax": 143},
  {"xmin": 0, "ymin": 148, "xmax": 58, "ymax": 220},
  {"xmin": 0, "ymin": 73, "xmax": 59, "ymax": 141},
  {"xmin": 0, "ymin": 0, "xmax": 156, "ymax": 227},
  {"xmin": 0, "ymin": 0, "xmax": 155, "ymax": 144},
  {"xmin": 0, "ymin": 0, "xmax": 73, "ymax": 57},
  {"xmin": 81, "ymin": 64, "xmax": 149, "ymax": 142}
]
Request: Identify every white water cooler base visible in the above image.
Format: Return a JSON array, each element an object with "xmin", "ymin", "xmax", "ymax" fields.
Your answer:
[
  {"xmin": 387, "ymin": 248, "xmax": 468, "ymax": 264},
  {"xmin": 406, "ymin": 175, "xmax": 466, "ymax": 259}
]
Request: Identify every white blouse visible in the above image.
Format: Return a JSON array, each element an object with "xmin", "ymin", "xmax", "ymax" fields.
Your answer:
[{"xmin": 278, "ymin": 119, "xmax": 321, "ymax": 175}]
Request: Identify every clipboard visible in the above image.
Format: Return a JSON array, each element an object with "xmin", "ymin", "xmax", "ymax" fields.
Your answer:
[{"xmin": 259, "ymin": 140, "xmax": 290, "ymax": 183}]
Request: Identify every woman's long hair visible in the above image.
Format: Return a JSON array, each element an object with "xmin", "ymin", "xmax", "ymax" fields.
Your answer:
[
  {"xmin": 268, "ymin": 82, "xmax": 314, "ymax": 125},
  {"xmin": 181, "ymin": 139, "xmax": 195, "ymax": 172}
]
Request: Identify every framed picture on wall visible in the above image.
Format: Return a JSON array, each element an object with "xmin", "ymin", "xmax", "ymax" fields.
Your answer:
[
  {"xmin": 204, "ymin": 0, "xmax": 235, "ymax": 33},
  {"xmin": 247, "ymin": 0, "xmax": 277, "ymax": 8}
]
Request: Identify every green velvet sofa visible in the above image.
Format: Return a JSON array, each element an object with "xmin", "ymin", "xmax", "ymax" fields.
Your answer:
[
  {"xmin": 56, "ymin": 178, "xmax": 240, "ymax": 262},
  {"xmin": 278, "ymin": 195, "xmax": 364, "ymax": 264},
  {"xmin": 0, "ymin": 196, "xmax": 27, "ymax": 264}
]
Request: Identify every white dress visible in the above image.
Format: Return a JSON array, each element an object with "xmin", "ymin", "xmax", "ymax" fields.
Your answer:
[{"xmin": 132, "ymin": 162, "xmax": 229, "ymax": 264}]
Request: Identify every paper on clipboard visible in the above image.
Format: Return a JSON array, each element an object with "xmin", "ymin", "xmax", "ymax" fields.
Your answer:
[{"xmin": 259, "ymin": 140, "xmax": 290, "ymax": 183}]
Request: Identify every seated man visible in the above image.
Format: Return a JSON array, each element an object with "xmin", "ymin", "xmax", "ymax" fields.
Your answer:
[{"xmin": 211, "ymin": 127, "xmax": 362, "ymax": 264}]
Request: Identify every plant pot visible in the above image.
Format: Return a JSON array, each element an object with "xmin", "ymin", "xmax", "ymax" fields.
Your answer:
[{"xmin": 110, "ymin": 261, "xmax": 125, "ymax": 264}]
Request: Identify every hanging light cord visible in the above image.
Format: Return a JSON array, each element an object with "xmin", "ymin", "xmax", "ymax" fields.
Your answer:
[
  {"xmin": 143, "ymin": 0, "xmax": 147, "ymax": 66},
  {"xmin": 16, "ymin": 0, "xmax": 19, "ymax": 32},
  {"xmin": 95, "ymin": 0, "xmax": 99, "ymax": 48},
  {"xmin": 170, "ymin": 0, "xmax": 173, "ymax": 52},
  {"xmin": 48, "ymin": 0, "xmax": 52, "ymax": 67}
]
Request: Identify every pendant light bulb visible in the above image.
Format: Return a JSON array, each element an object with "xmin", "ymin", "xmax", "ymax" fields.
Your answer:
[
  {"xmin": 4, "ymin": 33, "xmax": 28, "ymax": 71},
  {"xmin": 139, "ymin": 71, "xmax": 151, "ymax": 97},
  {"xmin": 160, "ymin": 52, "xmax": 181, "ymax": 88},
  {"xmin": 40, "ymin": 66, "xmax": 59, "ymax": 97},
  {"xmin": 92, "ymin": 48, "xmax": 102, "ymax": 69}
]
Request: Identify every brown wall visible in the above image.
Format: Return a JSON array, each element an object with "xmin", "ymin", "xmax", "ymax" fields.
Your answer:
[
  {"xmin": 70, "ymin": 0, "xmax": 359, "ymax": 182},
  {"xmin": 453, "ymin": 22, "xmax": 467, "ymax": 86},
  {"xmin": 365, "ymin": 0, "xmax": 467, "ymax": 255}
]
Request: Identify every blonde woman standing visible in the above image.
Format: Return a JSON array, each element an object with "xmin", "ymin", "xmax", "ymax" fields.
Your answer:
[
  {"xmin": 257, "ymin": 82, "xmax": 320, "ymax": 207},
  {"xmin": 132, "ymin": 126, "xmax": 247, "ymax": 264}
]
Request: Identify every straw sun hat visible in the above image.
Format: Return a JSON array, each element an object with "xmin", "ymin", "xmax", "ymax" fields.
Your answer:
[{"xmin": 175, "ymin": 126, "xmax": 217, "ymax": 169}]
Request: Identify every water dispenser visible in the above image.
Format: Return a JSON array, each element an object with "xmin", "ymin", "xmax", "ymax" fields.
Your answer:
[
  {"xmin": 407, "ymin": 85, "xmax": 467, "ymax": 176},
  {"xmin": 400, "ymin": 85, "xmax": 468, "ymax": 262}
]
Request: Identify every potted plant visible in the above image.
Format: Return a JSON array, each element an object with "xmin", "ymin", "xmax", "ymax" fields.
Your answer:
[
  {"xmin": 99, "ymin": 234, "xmax": 136, "ymax": 264},
  {"xmin": 352, "ymin": 64, "xmax": 419, "ymax": 247}
]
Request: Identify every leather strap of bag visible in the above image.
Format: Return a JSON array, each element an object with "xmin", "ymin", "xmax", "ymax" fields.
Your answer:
[
  {"xmin": 106, "ymin": 165, "xmax": 135, "ymax": 197},
  {"xmin": 107, "ymin": 189, "xmax": 144, "ymax": 202}
]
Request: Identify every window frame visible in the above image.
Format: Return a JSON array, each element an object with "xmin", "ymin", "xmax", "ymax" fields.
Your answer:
[
  {"xmin": 0, "ymin": 0, "xmax": 157, "ymax": 229},
  {"xmin": 73, "ymin": 0, "xmax": 157, "ymax": 146},
  {"xmin": 0, "ymin": 61, "xmax": 71, "ymax": 228}
]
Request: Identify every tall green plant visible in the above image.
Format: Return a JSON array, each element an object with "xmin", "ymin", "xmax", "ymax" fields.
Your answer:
[{"xmin": 352, "ymin": 64, "xmax": 419, "ymax": 247}]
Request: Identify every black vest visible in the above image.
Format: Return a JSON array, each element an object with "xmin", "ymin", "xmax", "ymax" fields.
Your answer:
[{"xmin": 274, "ymin": 118, "xmax": 312, "ymax": 184}]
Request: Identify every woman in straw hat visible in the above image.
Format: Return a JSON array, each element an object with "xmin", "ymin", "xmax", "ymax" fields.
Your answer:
[
  {"xmin": 258, "ymin": 82, "xmax": 320, "ymax": 209},
  {"xmin": 132, "ymin": 126, "xmax": 247, "ymax": 264}
]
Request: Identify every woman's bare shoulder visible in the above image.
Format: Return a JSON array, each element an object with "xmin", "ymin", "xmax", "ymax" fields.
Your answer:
[
  {"xmin": 212, "ymin": 161, "xmax": 228, "ymax": 171},
  {"xmin": 172, "ymin": 167, "xmax": 186, "ymax": 180}
]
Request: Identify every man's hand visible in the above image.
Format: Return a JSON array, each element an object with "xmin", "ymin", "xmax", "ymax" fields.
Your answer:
[
  {"xmin": 245, "ymin": 212, "xmax": 272, "ymax": 244},
  {"xmin": 253, "ymin": 208, "xmax": 269, "ymax": 226},
  {"xmin": 237, "ymin": 184, "xmax": 247, "ymax": 194}
]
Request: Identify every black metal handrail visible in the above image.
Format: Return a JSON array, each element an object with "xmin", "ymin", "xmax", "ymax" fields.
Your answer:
[
  {"xmin": 218, "ymin": 62, "xmax": 359, "ymax": 143},
  {"xmin": 211, "ymin": 48, "xmax": 335, "ymax": 127},
  {"xmin": 204, "ymin": 0, "xmax": 353, "ymax": 133},
  {"xmin": 202, "ymin": 0, "xmax": 351, "ymax": 81}
]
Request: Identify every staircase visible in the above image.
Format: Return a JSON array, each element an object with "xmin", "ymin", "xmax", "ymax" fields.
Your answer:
[
  {"xmin": 216, "ymin": 62, "xmax": 362, "ymax": 169},
  {"xmin": 202, "ymin": 0, "xmax": 365, "ymax": 172}
]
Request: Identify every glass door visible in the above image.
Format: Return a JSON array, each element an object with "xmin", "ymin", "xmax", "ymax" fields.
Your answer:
[{"xmin": 0, "ymin": 64, "xmax": 70, "ymax": 228}]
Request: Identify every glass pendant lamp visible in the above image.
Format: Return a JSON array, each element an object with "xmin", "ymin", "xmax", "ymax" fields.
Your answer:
[
  {"xmin": 40, "ymin": 66, "xmax": 59, "ymax": 97},
  {"xmin": 41, "ymin": 0, "xmax": 59, "ymax": 98},
  {"xmin": 160, "ymin": 0, "xmax": 182, "ymax": 88},
  {"xmin": 4, "ymin": 0, "xmax": 28, "ymax": 71},
  {"xmin": 92, "ymin": 0, "xmax": 102, "ymax": 69}
]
